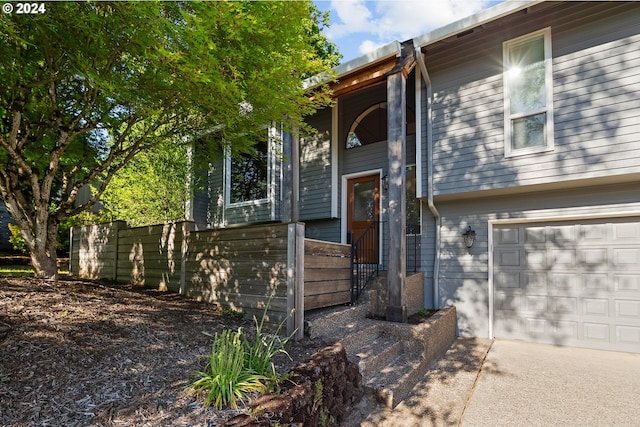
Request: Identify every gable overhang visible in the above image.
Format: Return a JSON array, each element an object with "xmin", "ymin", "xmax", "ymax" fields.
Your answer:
[{"xmin": 304, "ymin": 41, "xmax": 402, "ymax": 98}]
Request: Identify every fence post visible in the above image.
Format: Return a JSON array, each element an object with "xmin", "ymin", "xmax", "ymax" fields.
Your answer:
[
  {"xmin": 287, "ymin": 222, "xmax": 305, "ymax": 341},
  {"xmin": 179, "ymin": 221, "xmax": 196, "ymax": 295},
  {"xmin": 69, "ymin": 226, "xmax": 75, "ymax": 276},
  {"xmin": 111, "ymin": 221, "xmax": 127, "ymax": 281}
]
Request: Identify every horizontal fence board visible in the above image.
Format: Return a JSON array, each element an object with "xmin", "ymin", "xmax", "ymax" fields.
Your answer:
[
  {"xmin": 189, "ymin": 238, "xmax": 288, "ymax": 252},
  {"xmin": 304, "ymin": 239, "xmax": 350, "ymax": 256},
  {"xmin": 117, "ymin": 235, "xmax": 183, "ymax": 246},
  {"xmin": 183, "ymin": 290, "xmax": 289, "ymax": 312},
  {"xmin": 116, "ymin": 270, "xmax": 180, "ymax": 280},
  {"xmin": 185, "ymin": 260, "xmax": 286, "ymax": 272},
  {"xmin": 304, "ymin": 292, "xmax": 351, "ymax": 310},
  {"xmin": 188, "ymin": 280, "xmax": 287, "ymax": 298},
  {"xmin": 191, "ymin": 225, "xmax": 289, "ymax": 242},
  {"xmin": 185, "ymin": 270, "xmax": 287, "ymax": 287},
  {"xmin": 188, "ymin": 254, "xmax": 288, "ymax": 265},
  {"xmin": 78, "ymin": 260, "xmax": 115, "ymax": 269},
  {"xmin": 117, "ymin": 224, "xmax": 186, "ymax": 238},
  {"xmin": 118, "ymin": 259, "xmax": 181, "ymax": 268},
  {"xmin": 305, "ymin": 268, "xmax": 351, "ymax": 282},
  {"xmin": 304, "ymin": 256, "xmax": 351, "ymax": 269},
  {"xmin": 305, "ymin": 280, "xmax": 350, "ymax": 296},
  {"xmin": 116, "ymin": 254, "xmax": 183, "ymax": 264}
]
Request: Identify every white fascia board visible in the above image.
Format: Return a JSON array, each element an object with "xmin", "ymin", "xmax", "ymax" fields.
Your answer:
[
  {"xmin": 303, "ymin": 41, "xmax": 402, "ymax": 90},
  {"xmin": 413, "ymin": 0, "xmax": 545, "ymax": 49}
]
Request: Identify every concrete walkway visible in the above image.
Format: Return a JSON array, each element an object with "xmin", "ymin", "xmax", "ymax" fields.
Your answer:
[{"xmin": 357, "ymin": 338, "xmax": 640, "ymax": 426}]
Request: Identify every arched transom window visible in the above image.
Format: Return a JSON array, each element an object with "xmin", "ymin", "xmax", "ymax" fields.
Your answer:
[{"xmin": 346, "ymin": 102, "xmax": 387, "ymax": 149}]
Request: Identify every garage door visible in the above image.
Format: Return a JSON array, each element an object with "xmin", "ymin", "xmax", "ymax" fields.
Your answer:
[{"xmin": 493, "ymin": 217, "xmax": 640, "ymax": 353}]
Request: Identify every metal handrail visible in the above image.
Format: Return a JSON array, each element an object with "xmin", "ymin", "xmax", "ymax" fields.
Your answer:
[{"xmin": 349, "ymin": 221, "xmax": 379, "ymax": 303}]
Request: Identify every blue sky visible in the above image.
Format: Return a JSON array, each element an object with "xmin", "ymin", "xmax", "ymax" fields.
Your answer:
[{"xmin": 314, "ymin": 0, "xmax": 505, "ymax": 64}]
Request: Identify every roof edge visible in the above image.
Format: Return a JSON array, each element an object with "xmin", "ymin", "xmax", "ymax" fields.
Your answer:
[
  {"xmin": 303, "ymin": 40, "xmax": 401, "ymax": 89},
  {"xmin": 413, "ymin": 0, "xmax": 546, "ymax": 48}
]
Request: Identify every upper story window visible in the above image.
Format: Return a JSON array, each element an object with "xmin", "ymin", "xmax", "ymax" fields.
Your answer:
[
  {"xmin": 347, "ymin": 102, "xmax": 387, "ymax": 149},
  {"xmin": 346, "ymin": 101, "xmax": 416, "ymax": 150},
  {"xmin": 227, "ymin": 133, "xmax": 271, "ymax": 205},
  {"xmin": 503, "ymin": 28, "xmax": 554, "ymax": 157}
]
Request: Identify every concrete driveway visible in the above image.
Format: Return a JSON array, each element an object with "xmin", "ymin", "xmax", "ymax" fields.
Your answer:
[
  {"xmin": 462, "ymin": 339, "xmax": 640, "ymax": 427},
  {"xmin": 360, "ymin": 338, "xmax": 640, "ymax": 426}
]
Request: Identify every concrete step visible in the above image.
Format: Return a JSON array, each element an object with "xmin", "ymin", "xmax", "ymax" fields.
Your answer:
[
  {"xmin": 364, "ymin": 352, "xmax": 430, "ymax": 409},
  {"xmin": 332, "ymin": 323, "xmax": 428, "ymax": 409},
  {"xmin": 339, "ymin": 326, "xmax": 404, "ymax": 378},
  {"xmin": 355, "ymin": 338, "xmax": 403, "ymax": 379},
  {"xmin": 305, "ymin": 298, "xmax": 458, "ymax": 412}
]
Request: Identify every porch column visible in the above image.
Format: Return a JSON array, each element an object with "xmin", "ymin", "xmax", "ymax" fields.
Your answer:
[{"xmin": 386, "ymin": 50, "xmax": 411, "ymax": 323}]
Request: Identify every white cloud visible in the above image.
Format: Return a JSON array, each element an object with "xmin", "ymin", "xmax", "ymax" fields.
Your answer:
[
  {"xmin": 358, "ymin": 39, "xmax": 388, "ymax": 55},
  {"xmin": 324, "ymin": 0, "xmax": 375, "ymax": 40},
  {"xmin": 326, "ymin": 0, "xmax": 493, "ymax": 55}
]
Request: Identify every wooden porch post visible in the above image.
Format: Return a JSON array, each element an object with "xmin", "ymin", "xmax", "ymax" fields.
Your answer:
[{"xmin": 386, "ymin": 43, "xmax": 415, "ymax": 323}]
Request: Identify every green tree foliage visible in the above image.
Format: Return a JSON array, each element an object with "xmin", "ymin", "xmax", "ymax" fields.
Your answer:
[
  {"xmin": 99, "ymin": 141, "xmax": 189, "ymax": 227},
  {"xmin": 0, "ymin": 1, "xmax": 337, "ymax": 280}
]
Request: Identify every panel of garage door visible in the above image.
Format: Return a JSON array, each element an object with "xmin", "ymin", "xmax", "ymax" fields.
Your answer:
[{"xmin": 493, "ymin": 217, "xmax": 640, "ymax": 353}]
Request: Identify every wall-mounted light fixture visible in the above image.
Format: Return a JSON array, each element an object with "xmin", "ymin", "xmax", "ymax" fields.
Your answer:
[
  {"xmin": 462, "ymin": 225, "xmax": 476, "ymax": 249},
  {"xmin": 381, "ymin": 173, "xmax": 389, "ymax": 191}
]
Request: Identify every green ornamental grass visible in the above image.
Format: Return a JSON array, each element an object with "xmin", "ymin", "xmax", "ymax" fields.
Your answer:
[
  {"xmin": 191, "ymin": 300, "xmax": 295, "ymax": 409},
  {"xmin": 243, "ymin": 307, "xmax": 293, "ymax": 381},
  {"xmin": 191, "ymin": 328, "xmax": 267, "ymax": 410}
]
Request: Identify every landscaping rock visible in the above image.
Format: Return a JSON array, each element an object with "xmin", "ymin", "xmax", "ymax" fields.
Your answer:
[{"xmin": 225, "ymin": 343, "xmax": 364, "ymax": 426}]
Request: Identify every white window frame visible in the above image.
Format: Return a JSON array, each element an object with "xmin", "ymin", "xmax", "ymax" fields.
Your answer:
[
  {"xmin": 224, "ymin": 126, "xmax": 276, "ymax": 208},
  {"xmin": 503, "ymin": 27, "xmax": 554, "ymax": 157}
]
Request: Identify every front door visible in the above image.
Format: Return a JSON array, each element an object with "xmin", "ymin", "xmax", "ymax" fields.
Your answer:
[{"xmin": 347, "ymin": 174, "xmax": 380, "ymax": 263}]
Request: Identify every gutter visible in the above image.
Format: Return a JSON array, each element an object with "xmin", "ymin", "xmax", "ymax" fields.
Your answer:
[{"xmin": 415, "ymin": 47, "xmax": 441, "ymax": 309}]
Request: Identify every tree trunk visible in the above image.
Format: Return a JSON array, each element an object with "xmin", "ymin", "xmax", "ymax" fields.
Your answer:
[
  {"xmin": 31, "ymin": 249, "xmax": 59, "ymax": 281},
  {"xmin": 29, "ymin": 222, "xmax": 60, "ymax": 282}
]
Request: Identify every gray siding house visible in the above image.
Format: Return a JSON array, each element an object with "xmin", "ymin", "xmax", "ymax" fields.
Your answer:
[
  {"xmin": 191, "ymin": 1, "xmax": 640, "ymax": 353},
  {"xmin": 0, "ymin": 201, "xmax": 14, "ymax": 251}
]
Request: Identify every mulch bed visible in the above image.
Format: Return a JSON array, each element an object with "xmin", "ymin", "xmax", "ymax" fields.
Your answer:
[{"xmin": 0, "ymin": 276, "xmax": 327, "ymax": 426}]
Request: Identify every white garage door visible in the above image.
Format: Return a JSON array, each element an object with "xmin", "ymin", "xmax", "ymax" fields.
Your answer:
[{"xmin": 493, "ymin": 217, "xmax": 640, "ymax": 353}]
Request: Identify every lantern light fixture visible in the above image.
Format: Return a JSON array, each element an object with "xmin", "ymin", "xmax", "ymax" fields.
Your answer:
[{"xmin": 462, "ymin": 225, "xmax": 476, "ymax": 249}]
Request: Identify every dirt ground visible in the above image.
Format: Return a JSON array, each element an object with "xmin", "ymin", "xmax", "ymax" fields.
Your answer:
[{"xmin": 0, "ymin": 275, "xmax": 330, "ymax": 426}]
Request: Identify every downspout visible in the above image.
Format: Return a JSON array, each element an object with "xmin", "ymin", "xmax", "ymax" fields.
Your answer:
[{"xmin": 415, "ymin": 47, "xmax": 441, "ymax": 309}]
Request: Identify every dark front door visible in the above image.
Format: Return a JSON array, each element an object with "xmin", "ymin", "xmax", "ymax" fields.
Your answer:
[{"xmin": 347, "ymin": 174, "xmax": 380, "ymax": 263}]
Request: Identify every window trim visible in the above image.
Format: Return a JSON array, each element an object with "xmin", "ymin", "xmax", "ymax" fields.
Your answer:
[
  {"xmin": 224, "ymin": 127, "xmax": 275, "ymax": 208},
  {"xmin": 503, "ymin": 27, "xmax": 554, "ymax": 158}
]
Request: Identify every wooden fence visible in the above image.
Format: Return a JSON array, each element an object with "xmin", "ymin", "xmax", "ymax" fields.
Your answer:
[{"xmin": 70, "ymin": 221, "xmax": 351, "ymax": 340}]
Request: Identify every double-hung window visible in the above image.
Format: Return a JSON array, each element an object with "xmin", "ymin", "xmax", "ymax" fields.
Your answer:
[
  {"xmin": 226, "ymin": 133, "xmax": 270, "ymax": 206},
  {"xmin": 503, "ymin": 28, "xmax": 554, "ymax": 156}
]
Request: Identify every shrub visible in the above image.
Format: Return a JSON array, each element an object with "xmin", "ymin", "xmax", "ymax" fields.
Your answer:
[
  {"xmin": 7, "ymin": 224, "xmax": 28, "ymax": 254},
  {"xmin": 220, "ymin": 306, "xmax": 244, "ymax": 320}
]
